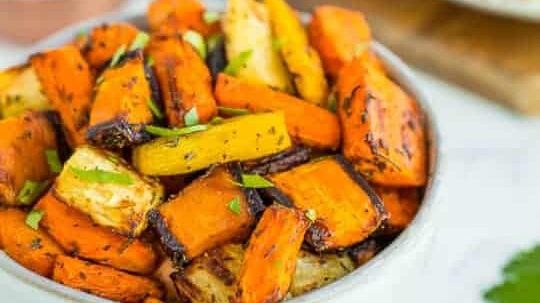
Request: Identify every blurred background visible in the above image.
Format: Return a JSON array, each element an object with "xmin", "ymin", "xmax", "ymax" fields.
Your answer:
[{"xmin": 0, "ymin": 0, "xmax": 538, "ymax": 302}]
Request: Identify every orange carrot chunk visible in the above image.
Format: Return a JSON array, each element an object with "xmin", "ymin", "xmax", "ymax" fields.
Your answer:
[
  {"xmin": 53, "ymin": 255, "xmax": 163, "ymax": 303},
  {"xmin": 35, "ymin": 192, "xmax": 158, "ymax": 274},
  {"xmin": 374, "ymin": 186, "xmax": 421, "ymax": 234},
  {"xmin": 84, "ymin": 23, "xmax": 139, "ymax": 69},
  {"xmin": 215, "ymin": 73, "xmax": 340, "ymax": 150},
  {"xmin": 308, "ymin": 5, "xmax": 371, "ymax": 78},
  {"xmin": 336, "ymin": 55, "xmax": 427, "ymax": 186},
  {"xmin": 31, "ymin": 45, "xmax": 94, "ymax": 147},
  {"xmin": 147, "ymin": 0, "xmax": 219, "ymax": 37},
  {"xmin": 236, "ymin": 204, "xmax": 309, "ymax": 303},
  {"xmin": 148, "ymin": 34, "xmax": 217, "ymax": 126},
  {"xmin": 0, "ymin": 208, "xmax": 63, "ymax": 277}
]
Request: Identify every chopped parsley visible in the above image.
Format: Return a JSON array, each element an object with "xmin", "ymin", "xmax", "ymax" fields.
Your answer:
[
  {"xmin": 17, "ymin": 180, "xmax": 50, "ymax": 205},
  {"xmin": 109, "ymin": 44, "xmax": 127, "ymax": 67},
  {"xmin": 484, "ymin": 244, "xmax": 540, "ymax": 303},
  {"xmin": 224, "ymin": 50, "xmax": 253, "ymax": 76},
  {"xmin": 129, "ymin": 31, "xmax": 150, "ymax": 51},
  {"xmin": 147, "ymin": 98, "xmax": 164, "ymax": 119},
  {"xmin": 69, "ymin": 167, "xmax": 133, "ymax": 185},
  {"xmin": 25, "ymin": 210, "xmax": 44, "ymax": 230},
  {"xmin": 184, "ymin": 107, "xmax": 200, "ymax": 126},
  {"xmin": 183, "ymin": 30, "xmax": 207, "ymax": 59},
  {"xmin": 217, "ymin": 106, "xmax": 250, "ymax": 117},
  {"xmin": 144, "ymin": 124, "xmax": 208, "ymax": 137},
  {"xmin": 227, "ymin": 196, "xmax": 242, "ymax": 215},
  {"xmin": 45, "ymin": 149, "xmax": 62, "ymax": 173},
  {"xmin": 240, "ymin": 174, "xmax": 274, "ymax": 188}
]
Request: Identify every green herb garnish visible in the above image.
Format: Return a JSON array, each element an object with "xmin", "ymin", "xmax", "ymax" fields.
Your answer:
[
  {"xmin": 484, "ymin": 244, "xmax": 540, "ymax": 303},
  {"xmin": 272, "ymin": 38, "xmax": 285, "ymax": 51},
  {"xmin": 203, "ymin": 11, "xmax": 220, "ymax": 24},
  {"xmin": 17, "ymin": 180, "xmax": 50, "ymax": 205},
  {"xmin": 327, "ymin": 92, "xmax": 337, "ymax": 113},
  {"xmin": 147, "ymin": 98, "xmax": 164, "ymax": 119},
  {"xmin": 146, "ymin": 55, "xmax": 155, "ymax": 67},
  {"xmin": 69, "ymin": 167, "xmax": 133, "ymax": 185},
  {"xmin": 224, "ymin": 50, "xmax": 253, "ymax": 76},
  {"xmin": 130, "ymin": 31, "xmax": 150, "ymax": 51},
  {"xmin": 109, "ymin": 44, "xmax": 127, "ymax": 67},
  {"xmin": 45, "ymin": 149, "xmax": 62, "ymax": 173},
  {"xmin": 240, "ymin": 174, "xmax": 274, "ymax": 188},
  {"xmin": 228, "ymin": 196, "xmax": 242, "ymax": 215},
  {"xmin": 25, "ymin": 210, "xmax": 44, "ymax": 230},
  {"xmin": 305, "ymin": 209, "xmax": 317, "ymax": 222},
  {"xmin": 183, "ymin": 30, "xmax": 207, "ymax": 59},
  {"xmin": 209, "ymin": 116, "xmax": 225, "ymax": 125},
  {"xmin": 145, "ymin": 124, "xmax": 208, "ymax": 137},
  {"xmin": 96, "ymin": 74, "xmax": 105, "ymax": 85},
  {"xmin": 184, "ymin": 107, "xmax": 200, "ymax": 126},
  {"xmin": 207, "ymin": 34, "xmax": 223, "ymax": 52},
  {"xmin": 217, "ymin": 106, "xmax": 250, "ymax": 117}
]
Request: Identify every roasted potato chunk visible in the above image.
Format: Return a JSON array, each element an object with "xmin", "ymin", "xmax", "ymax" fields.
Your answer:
[
  {"xmin": 149, "ymin": 165, "xmax": 263, "ymax": 264},
  {"xmin": 271, "ymin": 156, "xmax": 385, "ymax": 251},
  {"xmin": 31, "ymin": 45, "xmax": 94, "ymax": 147},
  {"xmin": 236, "ymin": 204, "xmax": 309, "ymax": 303},
  {"xmin": 133, "ymin": 112, "xmax": 292, "ymax": 176},
  {"xmin": 0, "ymin": 66, "xmax": 50, "ymax": 118},
  {"xmin": 337, "ymin": 55, "xmax": 427, "ymax": 186},
  {"xmin": 266, "ymin": 0, "xmax": 328, "ymax": 105},
  {"xmin": 223, "ymin": 0, "xmax": 292, "ymax": 91},
  {"xmin": 0, "ymin": 111, "xmax": 57, "ymax": 205},
  {"xmin": 87, "ymin": 50, "xmax": 154, "ymax": 149},
  {"xmin": 54, "ymin": 146, "xmax": 164, "ymax": 236}
]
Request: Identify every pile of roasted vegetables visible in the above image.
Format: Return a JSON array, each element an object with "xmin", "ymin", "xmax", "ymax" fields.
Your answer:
[{"xmin": 0, "ymin": 0, "xmax": 428, "ymax": 302}]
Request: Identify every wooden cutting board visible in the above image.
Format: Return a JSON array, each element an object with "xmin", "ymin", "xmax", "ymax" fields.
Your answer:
[{"xmin": 294, "ymin": 0, "xmax": 540, "ymax": 115}]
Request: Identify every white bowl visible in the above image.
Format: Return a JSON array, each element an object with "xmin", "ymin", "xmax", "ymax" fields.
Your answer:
[
  {"xmin": 447, "ymin": 0, "xmax": 540, "ymax": 21},
  {"xmin": 0, "ymin": 3, "xmax": 442, "ymax": 302}
]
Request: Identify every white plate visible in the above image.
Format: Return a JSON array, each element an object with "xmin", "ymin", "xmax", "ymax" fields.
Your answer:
[{"xmin": 448, "ymin": 0, "xmax": 540, "ymax": 21}]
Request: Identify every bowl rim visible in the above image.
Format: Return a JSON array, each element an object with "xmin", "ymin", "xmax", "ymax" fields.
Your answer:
[{"xmin": 0, "ymin": 3, "xmax": 442, "ymax": 303}]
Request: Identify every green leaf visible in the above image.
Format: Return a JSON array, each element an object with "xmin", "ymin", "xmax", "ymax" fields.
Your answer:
[
  {"xmin": 217, "ymin": 106, "xmax": 250, "ymax": 117},
  {"xmin": 183, "ymin": 30, "xmax": 207, "ymax": 59},
  {"xmin": 147, "ymin": 98, "xmax": 164, "ymax": 119},
  {"xmin": 25, "ymin": 210, "xmax": 44, "ymax": 230},
  {"xmin": 45, "ymin": 149, "xmax": 62, "ymax": 173},
  {"xmin": 224, "ymin": 50, "xmax": 253, "ymax": 76},
  {"xmin": 241, "ymin": 174, "xmax": 274, "ymax": 188},
  {"xmin": 227, "ymin": 196, "xmax": 242, "ymax": 215},
  {"xmin": 109, "ymin": 44, "xmax": 127, "ymax": 67},
  {"xmin": 69, "ymin": 167, "xmax": 133, "ymax": 185},
  {"xmin": 207, "ymin": 34, "xmax": 223, "ymax": 52},
  {"xmin": 184, "ymin": 107, "xmax": 200, "ymax": 126},
  {"xmin": 17, "ymin": 180, "xmax": 50, "ymax": 205},
  {"xmin": 145, "ymin": 124, "xmax": 208, "ymax": 137},
  {"xmin": 146, "ymin": 55, "xmax": 155, "ymax": 67},
  {"xmin": 130, "ymin": 31, "xmax": 150, "ymax": 51},
  {"xmin": 484, "ymin": 244, "xmax": 540, "ymax": 303},
  {"xmin": 203, "ymin": 11, "xmax": 220, "ymax": 24},
  {"xmin": 272, "ymin": 38, "xmax": 285, "ymax": 51}
]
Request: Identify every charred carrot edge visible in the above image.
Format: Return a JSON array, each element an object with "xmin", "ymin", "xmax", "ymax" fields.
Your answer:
[
  {"xmin": 215, "ymin": 73, "xmax": 340, "ymax": 150},
  {"xmin": 87, "ymin": 50, "xmax": 153, "ymax": 149},
  {"xmin": 373, "ymin": 186, "xmax": 421, "ymax": 234},
  {"xmin": 150, "ymin": 165, "xmax": 262, "ymax": 265},
  {"xmin": 53, "ymin": 255, "xmax": 163, "ymax": 303},
  {"xmin": 35, "ymin": 192, "xmax": 158, "ymax": 274},
  {"xmin": 0, "ymin": 111, "xmax": 57, "ymax": 205},
  {"xmin": 31, "ymin": 45, "xmax": 94, "ymax": 147},
  {"xmin": 148, "ymin": 34, "xmax": 217, "ymax": 126},
  {"xmin": 308, "ymin": 5, "xmax": 372, "ymax": 78},
  {"xmin": 84, "ymin": 23, "xmax": 139, "ymax": 69},
  {"xmin": 147, "ymin": 0, "xmax": 219, "ymax": 36},
  {"xmin": 235, "ymin": 204, "xmax": 310, "ymax": 303},
  {"xmin": 0, "ymin": 208, "xmax": 64, "ymax": 277},
  {"xmin": 348, "ymin": 239, "xmax": 380, "ymax": 266}
]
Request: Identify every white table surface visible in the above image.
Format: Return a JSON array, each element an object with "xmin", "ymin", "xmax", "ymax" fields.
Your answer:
[{"xmin": 0, "ymin": 1, "xmax": 539, "ymax": 302}]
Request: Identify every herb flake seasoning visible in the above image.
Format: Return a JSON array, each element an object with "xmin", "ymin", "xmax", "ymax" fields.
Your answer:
[{"xmin": 69, "ymin": 167, "xmax": 134, "ymax": 185}]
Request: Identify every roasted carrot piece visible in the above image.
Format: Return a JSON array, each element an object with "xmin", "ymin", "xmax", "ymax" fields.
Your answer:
[
  {"xmin": 150, "ymin": 165, "xmax": 263, "ymax": 264},
  {"xmin": 374, "ymin": 186, "xmax": 420, "ymax": 234},
  {"xmin": 148, "ymin": 34, "xmax": 217, "ymax": 126},
  {"xmin": 0, "ymin": 208, "xmax": 64, "ymax": 277},
  {"xmin": 31, "ymin": 45, "xmax": 94, "ymax": 147},
  {"xmin": 215, "ymin": 74, "xmax": 340, "ymax": 150},
  {"xmin": 53, "ymin": 255, "xmax": 163, "ymax": 303},
  {"xmin": 236, "ymin": 204, "xmax": 309, "ymax": 303},
  {"xmin": 84, "ymin": 23, "xmax": 139, "ymax": 69},
  {"xmin": 270, "ymin": 156, "xmax": 385, "ymax": 251},
  {"xmin": 34, "ymin": 192, "xmax": 158, "ymax": 274},
  {"xmin": 87, "ymin": 50, "xmax": 153, "ymax": 149},
  {"xmin": 308, "ymin": 5, "xmax": 372, "ymax": 78},
  {"xmin": 336, "ymin": 55, "xmax": 427, "ymax": 186},
  {"xmin": 0, "ymin": 111, "xmax": 56, "ymax": 205},
  {"xmin": 147, "ymin": 0, "xmax": 219, "ymax": 36}
]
